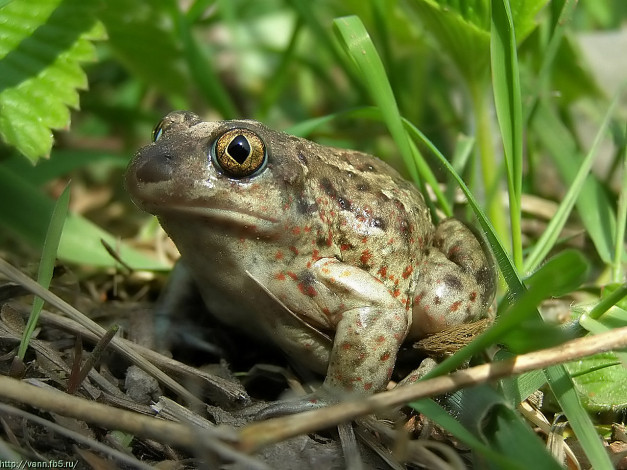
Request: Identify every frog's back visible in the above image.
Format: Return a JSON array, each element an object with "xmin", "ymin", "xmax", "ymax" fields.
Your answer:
[{"xmin": 281, "ymin": 137, "xmax": 433, "ymax": 305}]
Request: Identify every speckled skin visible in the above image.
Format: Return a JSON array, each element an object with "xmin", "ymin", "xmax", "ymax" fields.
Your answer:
[{"xmin": 126, "ymin": 111, "xmax": 495, "ymax": 398}]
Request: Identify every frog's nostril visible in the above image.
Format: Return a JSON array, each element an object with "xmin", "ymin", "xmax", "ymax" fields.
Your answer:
[{"xmin": 135, "ymin": 153, "xmax": 174, "ymax": 183}]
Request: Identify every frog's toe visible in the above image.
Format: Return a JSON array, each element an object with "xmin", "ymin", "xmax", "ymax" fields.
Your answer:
[{"xmin": 254, "ymin": 394, "xmax": 329, "ymax": 420}]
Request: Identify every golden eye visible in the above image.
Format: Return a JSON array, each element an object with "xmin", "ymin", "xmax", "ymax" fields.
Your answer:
[{"xmin": 213, "ymin": 128, "xmax": 267, "ymax": 178}]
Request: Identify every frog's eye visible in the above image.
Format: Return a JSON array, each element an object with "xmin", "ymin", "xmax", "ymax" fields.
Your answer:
[
  {"xmin": 152, "ymin": 119, "xmax": 166, "ymax": 142},
  {"xmin": 212, "ymin": 128, "xmax": 267, "ymax": 178}
]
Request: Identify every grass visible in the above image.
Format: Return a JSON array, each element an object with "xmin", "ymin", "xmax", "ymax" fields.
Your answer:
[{"xmin": 0, "ymin": 0, "xmax": 625, "ymax": 468}]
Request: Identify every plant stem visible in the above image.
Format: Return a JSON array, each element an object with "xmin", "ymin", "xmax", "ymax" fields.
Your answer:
[{"xmin": 469, "ymin": 80, "xmax": 510, "ymax": 263}]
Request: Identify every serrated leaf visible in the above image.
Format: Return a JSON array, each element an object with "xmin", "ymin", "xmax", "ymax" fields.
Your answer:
[
  {"xmin": 510, "ymin": 0, "xmax": 550, "ymax": 42},
  {"xmin": 407, "ymin": 0, "xmax": 548, "ymax": 82},
  {"xmin": 0, "ymin": 0, "xmax": 105, "ymax": 161},
  {"xmin": 407, "ymin": 0, "xmax": 490, "ymax": 81}
]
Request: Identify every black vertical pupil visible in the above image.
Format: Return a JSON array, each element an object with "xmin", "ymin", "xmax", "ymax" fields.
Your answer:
[{"xmin": 227, "ymin": 135, "xmax": 251, "ymax": 164}]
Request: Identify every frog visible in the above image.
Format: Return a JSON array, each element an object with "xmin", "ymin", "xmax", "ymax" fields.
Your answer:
[{"xmin": 126, "ymin": 111, "xmax": 496, "ymax": 407}]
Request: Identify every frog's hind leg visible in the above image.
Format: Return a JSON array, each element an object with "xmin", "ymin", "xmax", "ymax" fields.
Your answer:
[{"xmin": 410, "ymin": 219, "xmax": 496, "ymax": 339}]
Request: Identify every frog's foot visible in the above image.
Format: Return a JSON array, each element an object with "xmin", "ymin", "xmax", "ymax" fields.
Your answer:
[
  {"xmin": 411, "ymin": 219, "xmax": 496, "ymax": 338},
  {"xmin": 396, "ymin": 357, "xmax": 438, "ymax": 387}
]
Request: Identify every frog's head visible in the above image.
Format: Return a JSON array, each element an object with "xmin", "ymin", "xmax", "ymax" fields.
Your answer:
[{"xmin": 126, "ymin": 111, "xmax": 310, "ymax": 241}]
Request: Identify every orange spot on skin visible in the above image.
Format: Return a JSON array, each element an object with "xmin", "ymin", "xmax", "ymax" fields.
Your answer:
[
  {"xmin": 469, "ymin": 292, "xmax": 477, "ymax": 301},
  {"xmin": 340, "ymin": 243, "xmax": 351, "ymax": 251},
  {"xmin": 287, "ymin": 271, "xmax": 299, "ymax": 281},
  {"xmin": 298, "ymin": 282, "xmax": 317, "ymax": 297},
  {"xmin": 402, "ymin": 265, "xmax": 413, "ymax": 279},
  {"xmin": 312, "ymin": 249, "xmax": 321, "ymax": 260},
  {"xmin": 361, "ymin": 237, "xmax": 368, "ymax": 243},
  {"xmin": 393, "ymin": 289, "xmax": 401, "ymax": 297},
  {"xmin": 292, "ymin": 227, "xmax": 301, "ymax": 235},
  {"xmin": 304, "ymin": 226, "xmax": 311, "ymax": 233},
  {"xmin": 380, "ymin": 352, "xmax": 391, "ymax": 361},
  {"xmin": 360, "ymin": 249, "xmax": 372, "ymax": 265},
  {"xmin": 450, "ymin": 301, "xmax": 462, "ymax": 312},
  {"xmin": 289, "ymin": 246, "xmax": 299, "ymax": 255},
  {"xmin": 275, "ymin": 251, "xmax": 284, "ymax": 260},
  {"xmin": 448, "ymin": 245, "xmax": 461, "ymax": 257},
  {"xmin": 378, "ymin": 266, "xmax": 387, "ymax": 278},
  {"xmin": 341, "ymin": 342, "xmax": 352, "ymax": 350},
  {"xmin": 326, "ymin": 230, "xmax": 333, "ymax": 246},
  {"xmin": 376, "ymin": 335, "xmax": 385, "ymax": 343},
  {"xmin": 322, "ymin": 307, "xmax": 331, "ymax": 316},
  {"xmin": 414, "ymin": 293, "xmax": 424, "ymax": 304},
  {"xmin": 275, "ymin": 273, "xmax": 286, "ymax": 281},
  {"xmin": 364, "ymin": 382, "xmax": 373, "ymax": 391}
]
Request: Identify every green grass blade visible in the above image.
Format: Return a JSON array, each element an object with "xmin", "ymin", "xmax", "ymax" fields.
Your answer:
[
  {"xmin": 332, "ymin": 16, "xmax": 419, "ymax": 184},
  {"xmin": 545, "ymin": 365, "xmax": 614, "ymax": 469},
  {"xmin": 18, "ymin": 183, "xmax": 70, "ymax": 360},
  {"xmin": 437, "ymin": 385, "xmax": 561, "ymax": 469},
  {"xmin": 423, "ymin": 250, "xmax": 587, "ymax": 378},
  {"xmin": 165, "ymin": 0, "xmax": 238, "ymax": 118},
  {"xmin": 491, "ymin": 0, "xmax": 523, "ymax": 270},
  {"xmin": 332, "ymin": 18, "xmax": 454, "ymax": 216},
  {"xmin": 531, "ymin": 101, "xmax": 619, "ymax": 265},
  {"xmin": 613, "ymin": 123, "xmax": 627, "ymax": 282},
  {"xmin": 403, "ymin": 120, "xmax": 522, "ymax": 295},
  {"xmin": 523, "ymin": 0, "xmax": 578, "ymax": 125},
  {"xmin": 411, "ymin": 398, "xmax": 530, "ymax": 469},
  {"xmin": 524, "ymin": 85, "xmax": 625, "ymax": 273},
  {"xmin": 587, "ymin": 284, "xmax": 627, "ymax": 322},
  {"xmin": 288, "ymin": 0, "xmax": 367, "ymax": 97},
  {"xmin": 255, "ymin": 18, "xmax": 303, "ymax": 120}
]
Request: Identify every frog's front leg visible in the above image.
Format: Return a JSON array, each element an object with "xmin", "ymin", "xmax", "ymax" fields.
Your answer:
[
  {"xmin": 314, "ymin": 258, "xmax": 410, "ymax": 395},
  {"xmin": 411, "ymin": 218, "xmax": 496, "ymax": 338},
  {"xmin": 254, "ymin": 258, "xmax": 409, "ymax": 419}
]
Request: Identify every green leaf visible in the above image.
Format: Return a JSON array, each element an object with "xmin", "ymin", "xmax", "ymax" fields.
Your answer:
[
  {"xmin": 411, "ymin": 398, "xmax": 523, "ymax": 468},
  {"xmin": 510, "ymin": 0, "xmax": 550, "ymax": 42},
  {"xmin": 422, "ymin": 250, "xmax": 587, "ymax": 380},
  {"xmin": 413, "ymin": 386, "xmax": 561, "ymax": 469},
  {"xmin": 544, "ymin": 365, "xmax": 614, "ymax": 469},
  {"xmin": 407, "ymin": 0, "xmax": 490, "ymax": 82},
  {"xmin": 0, "ymin": 164, "xmax": 168, "ymax": 270},
  {"xmin": 98, "ymin": 0, "xmax": 189, "ymax": 98},
  {"xmin": 481, "ymin": 401, "xmax": 561, "ymax": 470},
  {"xmin": 407, "ymin": 0, "xmax": 547, "ymax": 83},
  {"xmin": 0, "ymin": 0, "xmax": 105, "ymax": 160},
  {"xmin": 566, "ymin": 352, "xmax": 627, "ymax": 412}
]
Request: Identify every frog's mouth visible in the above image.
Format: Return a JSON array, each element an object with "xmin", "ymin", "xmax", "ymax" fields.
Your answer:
[{"xmin": 141, "ymin": 201, "xmax": 280, "ymax": 236}]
